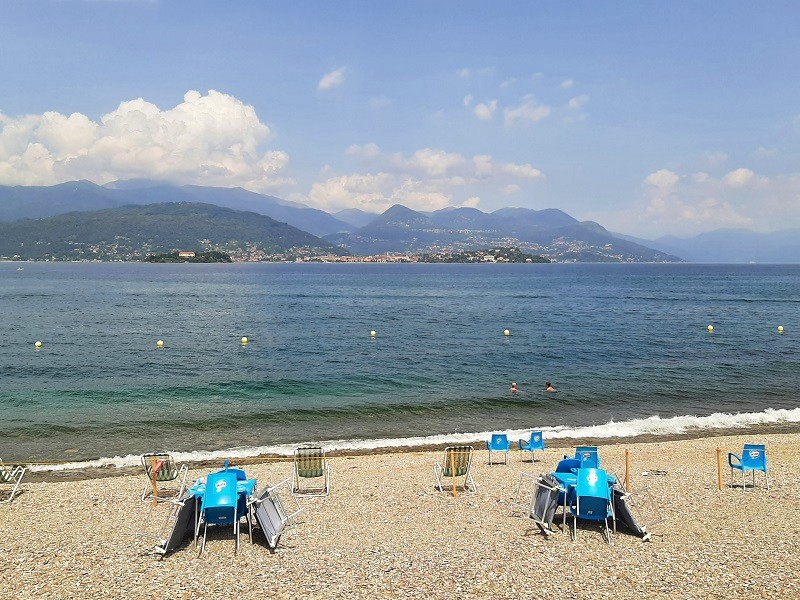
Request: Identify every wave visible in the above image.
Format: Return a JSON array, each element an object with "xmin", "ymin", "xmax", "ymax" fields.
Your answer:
[{"xmin": 28, "ymin": 406, "xmax": 800, "ymax": 473}]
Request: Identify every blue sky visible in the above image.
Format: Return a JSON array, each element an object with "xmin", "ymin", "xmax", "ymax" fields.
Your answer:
[{"xmin": 1, "ymin": 1, "xmax": 799, "ymax": 238}]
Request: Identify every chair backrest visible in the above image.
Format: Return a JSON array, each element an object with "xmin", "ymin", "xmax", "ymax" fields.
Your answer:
[
  {"xmin": 578, "ymin": 451, "xmax": 600, "ymax": 469},
  {"xmin": 203, "ymin": 471, "xmax": 238, "ymax": 524},
  {"xmin": 441, "ymin": 446, "xmax": 473, "ymax": 477},
  {"xmin": 0, "ymin": 459, "xmax": 11, "ymax": 483},
  {"xmin": 295, "ymin": 447, "xmax": 326, "ymax": 478},
  {"xmin": 575, "ymin": 468, "xmax": 612, "ymax": 519},
  {"xmin": 141, "ymin": 453, "xmax": 179, "ymax": 482},
  {"xmin": 528, "ymin": 431, "xmax": 545, "ymax": 451},
  {"xmin": 742, "ymin": 444, "xmax": 767, "ymax": 470},
  {"xmin": 555, "ymin": 458, "xmax": 581, "ymax": 473},
  {"xmin": 489, "ymin": 434, "xmax": 509, "ymax": 450},
  {"xmin": 575, "ymin": 446, "xmax": 598, "ymax": 457}
]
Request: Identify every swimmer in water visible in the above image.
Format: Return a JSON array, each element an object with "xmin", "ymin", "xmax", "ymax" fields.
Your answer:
[
  {"xmin": 510, "ymin": 382, "xmax": 518, "ymax": 393},
  {"xmin": 545, "ymin": 381, "xmax": 556, "ymax": 392}
]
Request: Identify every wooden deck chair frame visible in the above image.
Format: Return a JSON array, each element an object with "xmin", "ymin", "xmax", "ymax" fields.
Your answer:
[
  {"xmin": 433, "ymin": 446, "xmax": 477, "ymax": 494},
  {"xmin": 291, "ymin": 446, "xmax": 331, "ymax": 497},
  {"xmin": 140, "ymin": 453, "xmax": 189, "ymax": 503},
  {"xmin": 0, "ymin": 459, "xmax": 26, "ymax": 504}
]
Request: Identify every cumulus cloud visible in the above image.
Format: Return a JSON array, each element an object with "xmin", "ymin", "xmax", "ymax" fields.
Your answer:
[
  {"xmin": 473, "ymin": 100, "xmax": 497, "ymax": 121},
  {"xmin": 0, "ymin": 90, "xmax": 291, "ymax": 191},
  {"xmin": 503, "ymin": 96, "xmax": 551, "ymax": 126},
  {"xmin": 368, "ymin": 95, "xmax": 391, "ymax": 109},
  {"xmin": 299, "ymin": 147, "xmax": 544, "ymax": 213},
  {"xmin": 567, "ymin": 94, "xmax": 589, "ymax": 110},
  {"xmin": 561, "ymin": 79, "xmax": 575, "ymax": 89},
  {"xmin": 462, "ymin": 196, "xmax": 481, "ymax": 208},
  {"xmin": 318, "ymin": 67, "xmax": 346, "ymax": 90},
  {"xmin": 463, "ymin": 94, "xmax": 474, "ymax": 107},
  {"xmin": 624, "ymin": 166, "xmax": 800, "ymax": 236}
]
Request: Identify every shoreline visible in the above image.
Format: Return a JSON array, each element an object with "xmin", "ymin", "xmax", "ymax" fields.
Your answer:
[
  {"xmin": 18, "ymin": 420, "xmax": 800, "ymax": 483},
  {"xmin": 1, "ymin": 429, "xmax": 798, "ymax": 598}
]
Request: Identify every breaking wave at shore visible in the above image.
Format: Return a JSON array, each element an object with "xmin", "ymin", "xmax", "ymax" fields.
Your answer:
[{"xmin": 29, "ymin": 406, "xmax": 800, "ymax": 472}]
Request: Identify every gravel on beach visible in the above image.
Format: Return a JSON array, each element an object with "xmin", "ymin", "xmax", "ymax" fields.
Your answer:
[{"xmin": 1, "ymin": 432, "xmax": 799, "ymax": 599}]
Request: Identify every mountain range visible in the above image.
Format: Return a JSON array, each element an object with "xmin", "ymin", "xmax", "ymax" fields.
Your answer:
[{"xmin": 1, "ymin": 179, "xmax": 795, "ymax": 262}]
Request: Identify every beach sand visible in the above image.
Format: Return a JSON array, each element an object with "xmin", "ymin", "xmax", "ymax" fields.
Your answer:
[{"xmin": 1, "ymin": 432, "xmax": 799, "ymax": 599}]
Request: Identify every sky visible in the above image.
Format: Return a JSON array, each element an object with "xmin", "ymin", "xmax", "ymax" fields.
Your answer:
[{"xmin": 1, "ymin": 1, "xmax": 799, "ymax": 239}]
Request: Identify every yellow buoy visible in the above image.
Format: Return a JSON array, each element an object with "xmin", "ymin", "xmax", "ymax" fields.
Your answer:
[
  {"xmin": 156, "ymin": 340, "xmax": 164, "ymax": 348},
  {"xmin": 707, "ymin": 325, "xmax": 714, "ymax": 332},
  {"xmin": 503, "ymin": 329, "xmax": 510, "ymax": 336},
  {"xmin": 370, "ymin": 330, "xmax": 377, "ymax": 337},
  {"xmin": 777, "ymin": 325, "xmax": 784, "ymax": 333},
  {"xmin": 34, "ymin": 340, "xmax": 42, "ymax": 348},
  {"xmin": 241, "ymin": 336, "xmax": 249, "ymax": 344}
]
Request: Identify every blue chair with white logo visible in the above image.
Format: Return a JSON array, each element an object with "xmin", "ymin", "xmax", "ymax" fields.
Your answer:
[
  {"xmin": 518, "ymin": 431, "xmax": 545, "ymax": 463},
  {"xmin": 487, "ymin": 433, "xmax": 510, "ymax": 465},
  {"xmin": 575, "ymin": 446, "xmax": 600, "ymax": 469},
  {"xmin": 197, "ymin": 470, "xmax": 241, "ymax": 555},
  {"xmin": 728, "ymin": 444, "xmax": 769, "ymax": 491},
  {"xmin": 570, "ymin": 467, "xmax": 614, "ymax": 544}
]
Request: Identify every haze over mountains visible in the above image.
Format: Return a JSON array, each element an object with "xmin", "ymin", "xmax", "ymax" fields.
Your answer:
[{"xmin": 0, "ymin": 179, "xmax": 795, "ymax": 263}]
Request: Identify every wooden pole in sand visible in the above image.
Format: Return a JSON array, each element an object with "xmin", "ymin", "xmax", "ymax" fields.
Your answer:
[
  {"xmin": 624, "ymin": 448, "xmax": 631, "ymax": 492},
  {"xmin": 450, "ymin": 448, "xmax": 457, "ymax": 498},
  {"xmin": 716, "ymin": 447, "xmax": 723, "ymax": 491}
]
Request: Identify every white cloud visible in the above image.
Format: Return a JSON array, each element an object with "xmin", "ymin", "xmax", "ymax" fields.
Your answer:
[
  {"xmin": 0, "ymin": 90, "xmax": 291, "ymax": 191},
  {"xmin": 463, "ymin": 94, "xmax": 473, "ymax": 107},
  {"xmin": 567, "ymin": 94, "xmax": 589, "ymax": 110},
  {"xmin": 561, "ymin": 79, "xmax": 574, "ymax": 89},
  {"xmin": 473, "ymin": 100, "xmax": 497, "ymax": 121},
  {"xmin": 644, "ymin": 169, "xmax": 680, "ymax": 189},
  {"xmin": 503, "ymin": 97, "xmax": 551, "ymax": 126},
  {"xmin": 723, "ymin": 167, "xmax": 755, "ymax": 187},
  {"xmin": 300, "ymin": 147, "xmax": 544, "ymax": 213},
  {"xmin": 623, "ymin": 166, "xmax": 800, "ymax": 236},
  {"xmin": 457, "ymin": 68, "xmax": 471, "ymax": 78},
  {"xmin": 462, "ymin": 196, "xmax": 481, "ymax": 208},
  {"xmin": 318, "ymin": 67, "xmax": 346, "ymax": 90},
  {"xmin": 502, "ymin": 184, "xmax": 520, "ymax": 195},
  {"xmin": 345, "ymin": 142, "xmax": 382, "ymax": 161}
]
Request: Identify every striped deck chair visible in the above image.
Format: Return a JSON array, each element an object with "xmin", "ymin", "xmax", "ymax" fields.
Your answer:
[
  {"xmin": 0, "ymin": 459, "xmax": 26, "ymax": 504},
  {"xmin": 140, "ymin": 453, "xmax": 189, "ymax": 503},
  {"xmin": 433, "ymin": 446, "xmax": 477, "ymax": 494},
  {"xmin": 291, "ymin": 446, "xmax": 331, "ymax": 497}
]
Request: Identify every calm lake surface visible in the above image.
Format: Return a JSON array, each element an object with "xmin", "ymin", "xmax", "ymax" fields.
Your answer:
[{"xmin": 1, "ymin": 262, "xmax": 798, "ymax": 467}]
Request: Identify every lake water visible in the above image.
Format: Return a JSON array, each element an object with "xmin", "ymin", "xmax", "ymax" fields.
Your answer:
[{"xmin": 1, "ymin": 262, "xmax": 799, "ymax": 470}]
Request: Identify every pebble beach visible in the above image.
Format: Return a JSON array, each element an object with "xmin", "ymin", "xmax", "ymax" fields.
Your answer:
[{"xmin": 1, "ymin": 432, "xmax": 798, "ymax": 599}]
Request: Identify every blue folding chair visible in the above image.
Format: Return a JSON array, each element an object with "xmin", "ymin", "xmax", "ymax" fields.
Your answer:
[
  {"xmin": 487, "ymin": 433, "xmax": 510, "ymax": 465},
  {"xmin": 728, "ymin": 444, "xmax": 769, "ymax": 491},
  {"xmin": 575, "ymin": 446, "xmax": 600, "ymax": 468},
  {"xmin": 197, "ymin": 471, "xmax": 244, "ymax": 555},
  {"xmin": 518, "ymin": 431, "xmax": 545, "ymax": 463},
  {"xmin": 570, "ymin": 467, "xmax": 614, "ymax": 544}
]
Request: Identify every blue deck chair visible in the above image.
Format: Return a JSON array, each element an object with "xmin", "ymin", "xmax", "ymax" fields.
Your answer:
[
  {"xmin": 728, "ymin": 444, "xmax": 769, "ymax": 491},
  {"xmin": 518, "ymin": 431, "xmax": 545, "ymax": 463},
  {"xmin": 197, "ymin": 471, "xmax": 245, "ymax": 555},
  {"xmin": 570, "ymin": 467, "xmax": 614, "ymax": 544},
  {"xmin": 487, "ymin": 433, "xmax": 510, "ymax": 465},
  {"xmin": 0, "ymin": 459, "xmax": 26, "ymax": 504}
]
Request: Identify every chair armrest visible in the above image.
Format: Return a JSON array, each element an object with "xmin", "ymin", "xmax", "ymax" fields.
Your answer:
[{"xmin": 728, "ymin": 453, "xmax": 742, "ymax": 468}]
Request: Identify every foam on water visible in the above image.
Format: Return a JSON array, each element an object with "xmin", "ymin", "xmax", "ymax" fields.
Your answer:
[{"xmin": 29, "ymin": 406, "xmax": 800, "ymax": 472}]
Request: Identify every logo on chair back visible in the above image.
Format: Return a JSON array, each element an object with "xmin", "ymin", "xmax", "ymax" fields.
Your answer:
[
  {"xmin": 748, "ymin": 450, "xmax": 761, "ymax": 459},
  {"xmin": 215, "ymin": 479, "xmax": 228, "ymax": 493},
  {"xmin": 534, "ymin": 436, "xmax": 541, "ymax": 442},
  {"xmin": 582, "ymin": 453, "xmax": 592, "ymax": 460},
  {"xmin": 587, "ymin": 471, "xmax": 598, "ymax": 485}
]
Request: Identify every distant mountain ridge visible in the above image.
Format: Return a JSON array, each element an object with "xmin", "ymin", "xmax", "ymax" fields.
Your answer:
[
  {"xmin": 327, "ymin": 204, "xmax": 677, "ymax": 262},
  {"xmin": 0, "ymin": 202, "xmax": 347, "ymax": 261},
  {"xmin": 0, "ymin": 180, "xmax": 681, "ymax": 262},
  {"xmin": 0, "ymin": 179, "xmax": 351, "ymax": 238}
]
